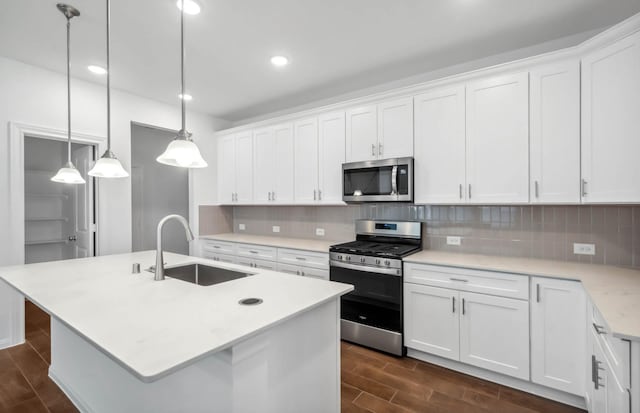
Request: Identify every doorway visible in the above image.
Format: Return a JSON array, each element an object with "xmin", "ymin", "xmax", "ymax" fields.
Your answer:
[
  {"xmin": 23, "ymin": 136, "xmax": 96, "ymax": 264},
  {"xmin": 131, "ymin": 124, "xmax": 189, "ymax": 255}
]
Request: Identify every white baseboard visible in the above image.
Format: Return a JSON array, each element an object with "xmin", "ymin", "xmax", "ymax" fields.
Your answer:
[
  {"xmin": 407, "ymin": 348, "xmax": 587, "ymax": 409},
  {"xmin": 49, "ymin": 367, "xmax": 93, "ymax": 413}
]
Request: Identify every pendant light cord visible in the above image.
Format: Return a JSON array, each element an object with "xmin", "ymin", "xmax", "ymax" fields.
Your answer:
[
  {"xmin": 181, "ymin": 0, "xmax": 186, "ymax": 133},
  {"xmin": 66, "ymin": 16, "xmax": 72, "ymax": 163},
  {"xmin": 106, "ymin": 0, "xmax": 112, "ymax": 152}
]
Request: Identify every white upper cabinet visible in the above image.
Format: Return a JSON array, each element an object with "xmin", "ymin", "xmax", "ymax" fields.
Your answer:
[
  {"xmin": 530, "ymin": 61, "xmax": 581, "ymax": 204},
  {"xmin": 414, "ymin": 86, "xmax": 466, "ymax": 204},
  {"xmin": 217, "ymin": 134, "xmax": 236, "ymax": 204},
  {"xmin": 377, "ymin": 97, "xmax": 414, "ymax": 159},
  {"xmin": 234, "ymin": 131, "xmax": 254, "ymax": 203},
  {"xmin": 530, "ymin": 277, "xmax": 586, "ymax": 396},
  {"xmin": 252, "ymin": 127, "xmax": 274, "ymax": 203},
  {"xmin": 582, "ymin": 31, "xmax": 640, "ymax": 203},
  {"xmin": 345, "ymin": 105, "xmax": 377, "ymax": 162},
  {"xmin": 318, "ymin": 111, "xmax": 346, "ymax": 203},
  {"xmin": 466, "ymin": 72, "xmax": 530, "ymax": 204},
  {"xmin": 294, "ymin": 118, "xmax": 320, "ymax": 202},
  {"xmin": 345, "ymin": 99, "xmax": 414, "ymax": 163},
  {"xmin": 272, "ymin": 124, "xmax": 295, "ymax": 203},
  {"xmin": 218, "ymin": 132, "xmax": 252, "ymax": 204}
]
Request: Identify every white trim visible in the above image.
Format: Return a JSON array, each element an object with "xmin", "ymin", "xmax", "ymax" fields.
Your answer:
[
  {"xmin": 407, "ymin": 348, "xmax": 587, "ymax": 409},
  {"xmin": 218, "ymin": 12, "xmax": 640, "ymax": 135},
  {"xmin": 8, "ymin": 121, "xmax": 105, "ymax": 264},
  {"xmin": 49, "ymin": 368, "xmax": 93, "ymax": 413}
]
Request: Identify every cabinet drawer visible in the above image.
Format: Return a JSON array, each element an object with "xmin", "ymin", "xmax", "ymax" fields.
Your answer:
[
  {"xmin": 277, "ymin": 248, "xmax": 329, "ymax": 269},
  {"xmin": 202, "ymin": 240, "xmax": 236, "ymax": 256},
  {"xmin": 404, "ymin": 263, "xmax": 529, "ymax": 300},
  {"xmin": 236, "ymin": 243, "xmax": 277, "ymax": 261},
  {"xmin": 591, "ymin": 303, "xmax": 631, "ymax": 388},
  {"xmin": 276, "ymin": 263, "xmax": 330, "ymax": 280},
  {"xmin": 202, "ymin": 252, "xmax": 236, "ymax": 264},
  {"xmin": 236, "ymin": 256, "xmax": 276, "ymax": 271}
]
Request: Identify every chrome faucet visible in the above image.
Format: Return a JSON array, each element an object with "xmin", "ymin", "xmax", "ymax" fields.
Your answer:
[{"xmin": 155, "ymin": 214, "xmax": 194, "ymax": 281}]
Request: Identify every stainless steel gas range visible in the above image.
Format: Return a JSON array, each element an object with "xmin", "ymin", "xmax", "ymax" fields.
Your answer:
[{"xmin": 329, "ymin": 220, "xmax": 422, "ymax": 356}]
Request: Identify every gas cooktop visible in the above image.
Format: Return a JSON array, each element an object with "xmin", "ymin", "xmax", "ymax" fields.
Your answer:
[{"xmin": 329, "ymin": 240, "xmax": 421, "ymax": 259}]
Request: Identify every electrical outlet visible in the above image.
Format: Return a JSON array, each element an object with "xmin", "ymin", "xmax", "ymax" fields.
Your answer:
[
  {"xmin": 446, "ymin": 236, "xmax": 462, "ymax": 246},
  {"xmin": 316, "ymin": 228, "xmax": 325, "ymax": 236},
  {"xmin": 272, "ymin": 226, "xmax": 280, "ymax": 233},
  {"xmin": 573, "ymin": 243, "xmax": 596, "ymax": 256},
  {"xmin": 238, "ymin": 223, "xmax": 246, "ymax": 231}
]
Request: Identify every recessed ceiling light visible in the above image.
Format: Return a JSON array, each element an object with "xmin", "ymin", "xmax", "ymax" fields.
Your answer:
[
  {"xmin": 179, "ymin": 93, "xmax": 193, "ymax": 101},
  {"xmin": 176, "ymin": 0, "xmax": 201, "ymax": 15},
  {"xmin": 270, "ymin": 56, "xmax": 289, "ymax": 67},
  {"xmin": 87, "ymin": 65, "xmax": 107, "ymax": 75}
]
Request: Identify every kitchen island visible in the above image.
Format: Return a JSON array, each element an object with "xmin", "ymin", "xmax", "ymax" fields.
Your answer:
[{"xmin": 0, "ymin": 251, "xmax": 353, "ymax": 413}]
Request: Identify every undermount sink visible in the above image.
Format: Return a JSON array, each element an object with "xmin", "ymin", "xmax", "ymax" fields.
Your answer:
[{"xmin": 164, "ymin": 263, "xmax": 253, "ymax": 286}]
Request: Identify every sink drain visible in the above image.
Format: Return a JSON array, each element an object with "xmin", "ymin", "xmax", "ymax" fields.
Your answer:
[{"xmin": 239, "ymin": 298, "xmax": 263, "ymax": 305}]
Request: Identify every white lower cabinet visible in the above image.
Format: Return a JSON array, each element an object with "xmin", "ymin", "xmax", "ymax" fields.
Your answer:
[
  {"xmin": 276, "ymin": 262, "xmax": 329, "ymax": 280},
  {"xmin": 589, "ymin": 327, "xmax": 630, "ymax": 413},
  {"xmin": 530, "ymin": 277, "xmax": 586, "ymax": 396},
  {"xmin": 404, "ymin": 284, "xmax": 459, "ymax": 360},
  {"xmin": 458, "ymin": 291, "xmax": 530, "ymax": 381},
  {"xmin": 235, "ymin": 256, "xmax": 276, "ymax": 271},
  {"xmin": 404, "ymin": 264, "xmax": 530, "ymax": 381}
]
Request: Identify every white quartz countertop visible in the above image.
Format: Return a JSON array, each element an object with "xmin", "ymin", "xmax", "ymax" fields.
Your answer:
[
  {"xmin": 200, "ymin": 233, "xmax": 344, "ymax": 253},
  {"xmin": 405, "ymin": 250, "xmax": 640, "ymax": 341},
  {"xmin": 0, "ymin": 251, "xmax": 353, "ymax": 382}
]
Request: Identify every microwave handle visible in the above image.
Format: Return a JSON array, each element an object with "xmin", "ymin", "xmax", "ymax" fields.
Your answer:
[{"xmin": 391, "ymin": 165, "xmax": 398, "ymax": 195}]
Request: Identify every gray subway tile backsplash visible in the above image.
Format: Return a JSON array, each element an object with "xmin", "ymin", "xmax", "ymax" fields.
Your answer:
[{"xmin": 229, "ymin": 204, "xmax": 640, "ymax": 269}]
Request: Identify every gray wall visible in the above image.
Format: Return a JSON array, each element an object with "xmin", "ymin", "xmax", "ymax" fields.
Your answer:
[
  {"xmin": 131, "ymin": 125, "xmax": 189, "ymax": 254},
  {"xmin": 230, "ymin": 204, "xmax": 640, "ymax": 269}
]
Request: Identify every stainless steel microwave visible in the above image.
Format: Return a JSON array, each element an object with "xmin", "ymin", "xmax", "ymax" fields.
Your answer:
[{"xmin": 342, "ymin": 157, "xmax": 414, "ymax": 203}]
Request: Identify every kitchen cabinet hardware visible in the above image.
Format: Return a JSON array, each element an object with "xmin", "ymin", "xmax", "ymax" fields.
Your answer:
[
  {"xmin": 535, "ymin": 181, "xmax": 539, "ymax": 198},
  {"xmin": 249, "ymin": 250, "xmax": 259, "ymax": 254},
  {"xmin": 536, "ymin": 283, "xmax": 540, "ymax": 302},
  {"xmin": 296, "ymin": 270, "xmax": 300, "ymax": 275},
  {"xmin": 452, "ymin": 296, "xmax": 456, "ymax": 313},
  {"xmin": 462, "ymin": 298, "xmax": 466, "ymax": 315},
  {"xmin": 314, "ymin": 189, "xmax": 317, "ymax": 200},
  {"xmin": 273, "ymin": 192, "xmax": 276, "ymax": 201},
  {"xmin": 371, "ymin": 144, "xmax": 376, "ymax": 156},
  {"xmin": 301, "ymin": 271, "xmax": 305, "ymax": 276},
  {"xmin": 593, "ymin": 323, "xmax": 607, "ymax": 335},
  {"xmin": 295, "ymin": 257, "xmax": 307, "ymax": 261},
  {"xmin": 318, "ymin": 190, "xmax": 322, "ymax": 200},
  {"xmin": 459, "ymin": 184, "xmax": 463, "ymax": 199},
  {"xmin": 468, "ymin": 184, "xmax": 472, "ymax": 199},
  {"xmin": 450, "ymin": 278, "xmax": 468, "ymax": 283},
  {"xmin": 379, "ymin": 142, "xmax": 383, "ymax": 156},
  {"xmin": 581, "ymin": 179, "xmax": 587, "ymax": 197}
]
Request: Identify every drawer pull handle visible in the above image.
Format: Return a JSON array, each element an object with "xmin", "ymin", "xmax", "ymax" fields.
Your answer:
[
  {"xmin": 295, "ymin": 257, "xmax": 307, "ymax": 261},
  {"xmin": 249, "ymin": 250, "xmax": 259, "ymax": 254},
  {"xmin": 450, "ymin": 278, "xmax": 468, "ymax": 283},
  {"xmin": 213, "ymin": 246, "xmax": 221, "ymax": 249},
  {"xmin": 593, "ymin": 323, "xmax": 607, "ymax": 335}
]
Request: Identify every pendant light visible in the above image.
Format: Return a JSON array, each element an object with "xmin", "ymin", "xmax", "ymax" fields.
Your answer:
[
  {"xmin": 88, "ymin": 0, "xmax": 129, "ymax": 178},
  {"xmin": 156, "ymin": 0, "xmax": 208, "ymax": 168},
  {"xmin": 51, "ymin": 4, "xmax": 86, "ymax": 185}
]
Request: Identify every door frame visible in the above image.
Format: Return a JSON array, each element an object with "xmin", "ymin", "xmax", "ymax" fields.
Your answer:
[{"xmin": 8, "ymin": 122, "xmax": 105, "ymax": 264}]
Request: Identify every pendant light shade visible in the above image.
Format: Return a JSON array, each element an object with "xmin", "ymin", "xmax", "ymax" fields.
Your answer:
[
  {"xmin": 88, "ymin": 0, "xmax": 128, "ymax": 178},
  {"xmin": 52, "ymin": 3, "xmax": 85, "ymax": 185},
  {"xmin": 51, "ymin": 161, "xmax": 86, "ymax": 184},
  {"xmin": 157, "ymin": 0, "xmax": 208, "ymax": 169}
]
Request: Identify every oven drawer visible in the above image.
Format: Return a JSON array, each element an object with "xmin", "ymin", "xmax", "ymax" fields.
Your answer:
[
  {"xmin": 277, "ymin": 248, "xmax": 329, "ymax": 270},
  {"xmin": 404, "ymin": 263, "xmax": 529, "ymax": 300},
  {"xmin": 201, "ymin": 240, "xmax": 236, "ymax": 256},
  {"xmin": 236, "ymin": 243, "xmax": 277, "ymax": 261}
]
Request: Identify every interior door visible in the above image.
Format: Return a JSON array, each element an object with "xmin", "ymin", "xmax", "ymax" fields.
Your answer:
[{"xmin": 71, "ymin": 145, "xmax": 94, "ymax": 258}]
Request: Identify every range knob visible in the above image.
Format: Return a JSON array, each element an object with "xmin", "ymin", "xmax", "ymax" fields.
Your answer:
[
  {"xmin": 360, "ymin": 257, "xmax": 366, "ymax": 263},
  {"xmin": 375, "ymin": 259, "xmax": 381, "ymax": 265},
  {"xmin": 384, "ymin": 260, "xmax": 391, "ymax": 266},
  {"xmin": 337, "ymin": 255, "xmax": 343, "ymax": 260},
  {"xmin": 346, "ymin": 255, "xmax": 351, "ymax": 261}
]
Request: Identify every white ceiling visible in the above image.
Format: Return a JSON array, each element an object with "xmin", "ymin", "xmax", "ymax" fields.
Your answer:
[{"xmin": 1, "ymin": 0, "xmax": 639, "ymax": 122}]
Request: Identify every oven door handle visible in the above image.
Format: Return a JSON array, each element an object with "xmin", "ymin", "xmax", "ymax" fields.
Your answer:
[
  {"xmin": 330, "ymin": 260, "xmax": 401, "ymax": 276},
  {"xmin": 391, "ymin": 165, "xmax": 398, "ymax": 195}
]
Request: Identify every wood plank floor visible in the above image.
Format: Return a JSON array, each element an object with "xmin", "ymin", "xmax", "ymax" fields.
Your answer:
[{"xmin": 0, "ymin": 301, "xmax": 585, "ymax": 413}]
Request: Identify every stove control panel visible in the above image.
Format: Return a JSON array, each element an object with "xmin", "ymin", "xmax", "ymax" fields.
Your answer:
[{"xmin": 329, "ymin": 252, "xmax": 402, "ymax": 270}]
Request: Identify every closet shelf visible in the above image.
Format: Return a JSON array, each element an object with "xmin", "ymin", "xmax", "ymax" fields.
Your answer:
[
  {"xmin": 25, "ymin": 193, "xmax": 69, "ymax": 199},
  {"xmin": 26, "ymin": 217, "xmax": 68, "ymax": 222},
  {"xmin": 25, "ymin": 239, "xmax": 68, "ymax": 246}
]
